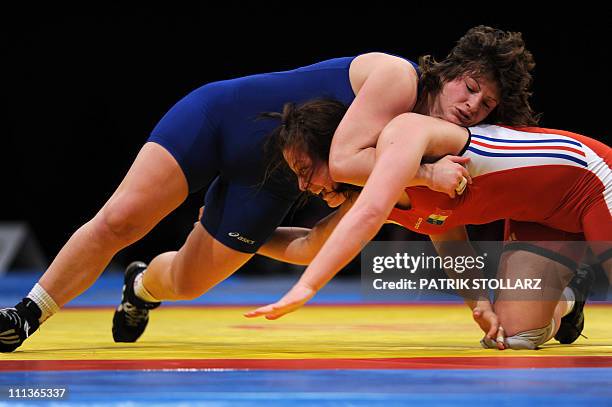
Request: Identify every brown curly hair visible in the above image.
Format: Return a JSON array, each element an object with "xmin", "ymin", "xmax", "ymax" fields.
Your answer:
[{"xmin": 419, "ymin": 25, "xmax": 539, "ymax": 126}]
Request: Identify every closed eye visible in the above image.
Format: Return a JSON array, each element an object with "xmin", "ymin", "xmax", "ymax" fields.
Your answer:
[
  {"xmin": 465, "ymin": 77, "xmax": 481, "ymax": 94},
  {"xmin": 484, "ymin": 99, "xmax": 498, "ymax": 111}
]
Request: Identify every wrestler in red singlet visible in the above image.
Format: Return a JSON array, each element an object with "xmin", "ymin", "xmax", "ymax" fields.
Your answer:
[{"xmin": 388, "ymin": 124, "xmax": 611, "ymax": 259}]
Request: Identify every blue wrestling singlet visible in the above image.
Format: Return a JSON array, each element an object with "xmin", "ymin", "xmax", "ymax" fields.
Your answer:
[{"xmin": 148, "ymin": 56, "xmax": 417, "ymax": 252}]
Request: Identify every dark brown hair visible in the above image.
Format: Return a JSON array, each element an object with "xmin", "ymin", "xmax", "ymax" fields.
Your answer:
[
  {"xmin": 419, "ymin": 25, "xmax": 539, "ymax": 125},
  {"xmin": 262, "ymin": 98, "xmax": 348, "ymax": 183}
]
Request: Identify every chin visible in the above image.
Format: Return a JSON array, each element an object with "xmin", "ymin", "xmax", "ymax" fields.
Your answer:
[{"xmin": 324, "ymin": 195, "xmax": 346, "ymax": 208}]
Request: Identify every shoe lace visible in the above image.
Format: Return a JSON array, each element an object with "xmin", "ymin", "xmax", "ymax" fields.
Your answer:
[
  {"xmin": 0, "ymin": 308, "xmax": 30, "ymax": 338},
  {"xmin": 122, "ymin": 302, "xmax": 149, "ymax": 327}
]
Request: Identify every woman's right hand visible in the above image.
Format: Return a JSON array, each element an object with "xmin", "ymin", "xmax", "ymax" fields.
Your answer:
[{"xmin": 244, "ymin": 282, "xmax": 317, "ymax": 320}]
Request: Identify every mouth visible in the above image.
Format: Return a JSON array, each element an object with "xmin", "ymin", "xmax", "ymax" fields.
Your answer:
[
  {"xmin": 319, "ymin": 188, "xmax": 332, "ymax": 199},
  {"xmin": 454, "ymin": 108, "xmax": 472, "ymax": 126}
]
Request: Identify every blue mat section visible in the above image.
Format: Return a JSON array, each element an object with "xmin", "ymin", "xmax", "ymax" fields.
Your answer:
[
  {"xmin": 1, "ymin": 368, "xmax": 611, "ymax": 406},
  {"xmin": 0, "ymin": 271, "xmax": 362, "ymax": 307},
  {"xmin": 0, "ymin": 271, "xmax": 469, "ymax": 308},
  {"xmin": 2, "ymin": 269, "xmax": 609, "ymax": 308}
]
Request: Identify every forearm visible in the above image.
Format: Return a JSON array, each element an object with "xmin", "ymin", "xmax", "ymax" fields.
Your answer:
[
  {"xmin": 430, "ymin": 229, "xmax": 491, "ymax": 309},
  {"xmin": 409, "ymin": 163, "xmax": 434, "ymax": 188},
  {"xmin": 257, "ymin": 227, "xmax": 313, "ymax": 265},
  {"xmin": 297, "ymin": 206, "xmax": 386, "ymax": 291},
  {"xmin": 258, "ymin": 197, "xmax": 357, "ymax": 265},
  {"xmin": 330, "ymin": 147, "xmax": 376, "ymax": 186},
  {"xmin": 438, "ymin": 246, "xmax": 490, "ymax": 309},
  {"xmin": 331, "ymin": 146, "xmax": 433, "ymax": 188}
]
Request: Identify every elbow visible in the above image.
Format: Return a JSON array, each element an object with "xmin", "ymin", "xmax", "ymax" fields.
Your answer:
[
  {"xmin": 298, "ymin": 248, "xmax": 317, "ymax": 266},
  {"xmin": 328, "ymin": 140, "xmax": 359, "ymax": 183},
  {"xmin": 329, "ymin": 158, "xmax": 351, "ymax": 183}
]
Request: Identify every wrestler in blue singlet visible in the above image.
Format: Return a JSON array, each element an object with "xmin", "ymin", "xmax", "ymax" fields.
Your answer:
[{"xmin": 148, "ymin": 56, "xmax": 417, "ymax": 252}]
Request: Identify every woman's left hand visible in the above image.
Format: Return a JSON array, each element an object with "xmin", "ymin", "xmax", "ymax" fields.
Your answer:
[
  {"xmin": 244, "ymin": 282, "xmax": 317, "ymax": 320},
  {"xmin": 472, "ymin": 306, "xmax": 505, "ymax": 349},
  {"xmin": 428, "ymin": 155, "xmax": 472, "ymax": 198}
]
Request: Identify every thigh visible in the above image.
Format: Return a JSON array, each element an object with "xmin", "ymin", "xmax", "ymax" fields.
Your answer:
[
  {"xmin": 497, "ymin": 221, "xmax": 581, "ymax": 335},
  {"xmin": 504, "ymin": 219, "xmax": 586, "ymax": 267},
  {"xmin": 99, "ymin": 142, "xmax": 189, "ymax": 232},
  {"xmin": 494, "ymin": 250, "xmax": 574, "ymax": 336},
  {"xmin": 166, "ymin": 181, "xmax": 298, "ymax": 296},
  {"xmin": 581, "ymin": 200, "xmax": 612, "ymax": 266},
  {"xmin": 171, "ymin": 222, "xmax": 254, "ymax": 296}
]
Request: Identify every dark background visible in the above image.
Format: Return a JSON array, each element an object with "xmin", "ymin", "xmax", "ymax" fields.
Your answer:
[{"xmin": 2, "ymin": 4, "xmax": 610, "ymax": 273}]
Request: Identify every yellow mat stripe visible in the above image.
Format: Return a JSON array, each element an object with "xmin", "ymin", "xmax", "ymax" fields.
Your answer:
[{"xmin": 3, "ymin": 305, "xmax": 611, "ymax": 360}]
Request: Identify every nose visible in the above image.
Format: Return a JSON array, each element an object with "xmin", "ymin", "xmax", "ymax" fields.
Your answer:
[
  {"xmin": 298, "ymin": 177, "xmax": 308, "ymax": 192},
  {"xmin": 466, "ymin": 93, "xmax": 484, "ymax": 114}
]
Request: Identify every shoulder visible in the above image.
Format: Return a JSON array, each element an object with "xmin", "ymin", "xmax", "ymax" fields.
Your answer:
[
  {"xmin": 349, "ymin": 52, "xmax": 419, "ymax": 99},
  {"xmin": 353, "ymin": 52, "xmax": 416, "ymax": 69},
  {"xmin": 351, "ymin": 52, "xmax": 417, "ymax": 78}
]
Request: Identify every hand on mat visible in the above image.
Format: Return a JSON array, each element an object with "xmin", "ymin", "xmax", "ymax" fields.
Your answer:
[
  {"xmin": 429, "ymin": 155, "xmax": 472, "ymax": 198},
  {"xmin": 473, "ymin": 306, "xmax": 505, "ymax": 350},
  {"xmin": 244, "ymin": 282, "xmax": 317, "ymax": 320}
]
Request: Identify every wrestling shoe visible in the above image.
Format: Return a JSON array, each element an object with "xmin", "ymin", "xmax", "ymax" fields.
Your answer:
[
  {"xmin": 0, "ymin": 298, "xmax": 41, "ymax": 353},
  {"xmin": 112, "ymin": 261, "xmax": 160, "ymax": 343},
  {"xmin": 555, "ymin": 264, "xmax": 594, "ymax": 344}
]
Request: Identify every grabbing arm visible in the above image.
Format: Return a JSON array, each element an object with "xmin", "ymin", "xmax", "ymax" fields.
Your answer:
[
  {"xmin": 329, "ymin": 53, "xmax": 419, "ymax": 186},
  {"xmin": 329, "ymin": 54, "xmax": 472, "ymax": 196},
  {"xmin": 429, "ymin": 226, "xmax": 488, "ymax": 309},
  {"xmin": 342, "ymin": 149, "xmax": 472, "ymax": 197},
  {"xmin": 429, "ymin": 226, "xmax": 503, "ymax": 346}
]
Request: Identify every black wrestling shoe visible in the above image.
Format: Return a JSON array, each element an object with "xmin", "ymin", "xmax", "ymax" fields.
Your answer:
[
  {"xmin": 555, "ymin": 264, "xmax": 594, "ymax": 344},
  {"xmin": 112, "ymin": 261, "xmax": 161, "ymax": 343},
  {"xmin": 0, "ymin": 298, "xmax": 41, "ymax": 353}
]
